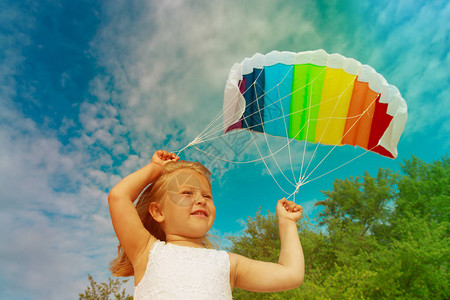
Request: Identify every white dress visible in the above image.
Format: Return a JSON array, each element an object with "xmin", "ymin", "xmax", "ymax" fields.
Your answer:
[{"xmin": 134, "ymin": 240, "xmax": 233, "ymax": 299}]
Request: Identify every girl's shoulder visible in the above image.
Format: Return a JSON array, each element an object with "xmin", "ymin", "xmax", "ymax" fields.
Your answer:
[
  {"xmin": 227, "ymin": 252, "xmax": 240, "ymax": 267},
  {"xmin": 227, "ymin": 252, "xmax": 241, "ymax": 291},
  {"xmin": 133, "ymin": 236, "xmax": 159, "ymax": 286}
]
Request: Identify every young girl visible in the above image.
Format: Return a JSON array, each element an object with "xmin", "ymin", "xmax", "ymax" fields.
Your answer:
[{"xmin": 109, "ymin": 150, "xmax": 304, "ymax": 299}]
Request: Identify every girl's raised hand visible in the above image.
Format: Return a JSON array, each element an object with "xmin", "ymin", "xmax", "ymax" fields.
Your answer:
[
  {"xmin": 151, "ymin": 150, "xmax": 180, "ymax": 168},
  {"xmin": 276, "ymin": 198, "xmax": 303, "ymax": 223}
]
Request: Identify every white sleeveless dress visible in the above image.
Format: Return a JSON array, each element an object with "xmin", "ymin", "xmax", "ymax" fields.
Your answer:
[{"xmin": 134, "ymin": 240, "xmax": 233, "ymax": 299}]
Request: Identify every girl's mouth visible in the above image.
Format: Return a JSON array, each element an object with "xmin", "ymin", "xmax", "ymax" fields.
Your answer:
[{"xmin": 191, "ymin": 209, "xmax": 208, "ymax": 217}]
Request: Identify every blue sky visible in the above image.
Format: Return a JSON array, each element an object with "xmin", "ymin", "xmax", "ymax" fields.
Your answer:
[{"xmin": 0, "ymin": 0, "xmax": 448, "ymax": 298}]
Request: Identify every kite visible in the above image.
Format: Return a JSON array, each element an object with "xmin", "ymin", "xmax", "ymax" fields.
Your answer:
[
  {"xmin": 223, "ymin": 50, "xmax": 407, "ymax": 159},
  {"xmin": 183, "ymin": 50, "xmax": 407, "ymax": 196}
]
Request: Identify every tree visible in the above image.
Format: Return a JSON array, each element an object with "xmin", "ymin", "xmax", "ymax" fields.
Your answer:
[
  {"xmin": 382, "ymin": 156, "xmax": 450, "ymax": 298},
  {"xmin": 79, "ymin": 274, "xmax": 133, "ymax": 300},
  {"xmin": 227, "ymin": 156, "xmax": 449, "ymax": 299},
  {"xmin": 316, "ymin": 168, "xmax": 397, "ymax": 237},
  {"xmin": 315, "ymin": 157, "xmax": 449, "ymax": 299},
  {"xmin": 395, "ymin": 155, "xmax": 449, "ymax": 223}
]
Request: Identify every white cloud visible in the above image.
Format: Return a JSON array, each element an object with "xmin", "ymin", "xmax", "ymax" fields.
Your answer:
[
  {"xmin": 88, "ymin": 0, "xmax": 324, "ymax": 157},
  {"xmin": 369, "ymin": 1, "xmax": 450, "ymax": 138},
  {"xmin": 0, "ymin": 5, "xmax": 117, "ymax": 299},
  {"xmin": 0, "ymin": 106, "xmax": 116, "ymax": 298}
]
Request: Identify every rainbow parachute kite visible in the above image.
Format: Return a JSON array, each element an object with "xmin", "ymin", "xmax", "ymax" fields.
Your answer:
[
  {"xmin": 223, "ymin": 50, "xmax": 407, "ymax": 158},
  {"xmin": 182, "ymin": 50, "xmax": 407, "ymax": 195}
]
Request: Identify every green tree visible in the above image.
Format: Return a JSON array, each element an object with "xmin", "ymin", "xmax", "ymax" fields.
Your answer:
[
  {"xmin": 315, "ymin": 157, "xmax": 449, "ymax": 299},
  {"xmin": 311, "ymin": 168, "xmax": 397, "ymax": 299},
  {"xmin": 380, "ymin": 156, "xmax": 450, "ymax": 298},
  {"xmin": 79, "ymin": 274, "xmax": 133, "ymax": 300},
  {"xmin": 227, "ymin": 156, "xmax": 449, "ymax": 299},
  {"xmin": 395, "ymin": 155, "xmax": 449, "ymax": 223},
  {"xmin": 316, "ymin": 168, "xmax": 397, "ymax": 237}
]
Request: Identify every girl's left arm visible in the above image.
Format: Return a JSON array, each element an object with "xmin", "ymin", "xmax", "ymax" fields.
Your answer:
[{"xmin": 229, "ymin": 198, "xmax": 304, "ymax": 292}]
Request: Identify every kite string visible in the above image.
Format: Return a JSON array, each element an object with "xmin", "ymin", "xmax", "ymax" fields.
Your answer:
[
  {"xmin": 299, "ymin": 91, "xmax": 380, "ymax": 185},
  {"xmin": 252, "ymin": 68, "xmax": 300, "ymax": 188},
  {"xmin": 299, "ymin": 72, "xmax": 316, "ymax": 183},
  {"xmin": 299, "ymin": 76, "xmax": 357, "ymax": 181},
  {"xmin": 178, "ymin": 65, "xmax": 381, "ymax": 197},
  {"xmin": 241, "ymin": 107, "xmax": 295, "ymax": 195},
  {"xmin": 276, "ymin": 81, "xmax": 298, "ymax": 184}
]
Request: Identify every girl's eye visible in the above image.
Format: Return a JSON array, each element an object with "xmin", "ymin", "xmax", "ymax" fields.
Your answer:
[
  {"xmin": 182, "ymin": 190, "xmax": 193, "ymax": 195},
  {"xmin": 203, "ymin": 194, "xmax": 212, "ymax": 199}
]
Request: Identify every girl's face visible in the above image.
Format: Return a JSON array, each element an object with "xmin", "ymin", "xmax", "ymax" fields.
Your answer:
[{"xmin": 160, "ymin": 169, "xmax": 215, "ymax": 240}]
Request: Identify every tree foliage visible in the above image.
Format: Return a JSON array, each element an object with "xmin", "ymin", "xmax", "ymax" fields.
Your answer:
[
  {"xmin": 79, "ymin": 274, "xmax": 133, "ymax": 300},
  {"xmin": 228, "ymin": 156, "xmax": 449, "ymax": 299}
]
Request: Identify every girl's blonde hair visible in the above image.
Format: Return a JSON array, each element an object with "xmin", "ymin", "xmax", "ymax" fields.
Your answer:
[{"xmin": 110, "ymin": 160, "xmax": 216, "ymax": 277}]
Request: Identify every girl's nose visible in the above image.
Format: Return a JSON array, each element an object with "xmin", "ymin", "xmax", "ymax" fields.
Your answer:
[{"xmin": 195, "ymin": 196, "xmax": 206, "ymax": 206}]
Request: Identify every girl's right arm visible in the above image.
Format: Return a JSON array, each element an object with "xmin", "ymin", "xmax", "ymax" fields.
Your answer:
[
  {"xmin": 228, "ymin": 198, "xmax": 304, "ymax": 292},
  {"xmin": 108, "ymin": 150, "xmax": 179, "ymax": 264}
]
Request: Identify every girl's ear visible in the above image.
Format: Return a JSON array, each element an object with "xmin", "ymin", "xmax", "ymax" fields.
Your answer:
[{"xmin": 149, "ymin": 202, "xmax": 165, "ymax": 223}]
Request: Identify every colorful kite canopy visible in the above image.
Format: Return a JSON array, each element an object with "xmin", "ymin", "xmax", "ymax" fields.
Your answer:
[{"xmin": 223, "ymin": 50, "xmax": 407, "ymax": 158}]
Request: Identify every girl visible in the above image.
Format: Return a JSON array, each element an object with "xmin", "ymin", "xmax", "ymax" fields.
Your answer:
[{"xmin": 109, "ymin": 150, "xmax": 304, "ymax": 299}]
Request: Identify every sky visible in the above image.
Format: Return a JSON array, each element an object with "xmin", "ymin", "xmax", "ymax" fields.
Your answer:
[{"xmin": 0, "ymin": 0, "xmax": 448, "ymax": 298}]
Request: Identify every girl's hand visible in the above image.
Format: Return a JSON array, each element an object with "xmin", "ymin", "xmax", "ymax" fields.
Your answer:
[
  {"xmin": 151, "ymin": 150, "xmax": 180, "ymax": 169},
  {"xmin": 276, "ymin": 198, "xmax": 303, "ymax": 223}
]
